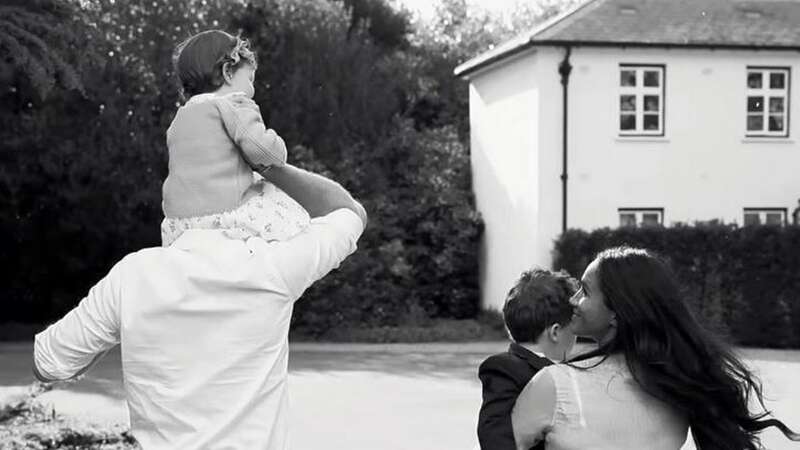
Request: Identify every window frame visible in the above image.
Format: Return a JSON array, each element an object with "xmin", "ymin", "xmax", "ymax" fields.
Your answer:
[
  {"xmin": 618, "ymin": 64, "xmax": 666, "ymax": 137},
  {"xmin": 743, "ymin": 207, "xmax": 787, "ymax": 226},
  {"xmin": 618, "ymin": 207, "xmax": 665, "ymax": 227},
  {"xmin": 745, "ymin": 67, "xmax": 791, "ymax": 138}
]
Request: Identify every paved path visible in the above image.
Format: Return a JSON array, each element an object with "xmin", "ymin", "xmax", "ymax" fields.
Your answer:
[{"xmin": 2, "ymin": 342, "xmax": 799, "ymax": 449}]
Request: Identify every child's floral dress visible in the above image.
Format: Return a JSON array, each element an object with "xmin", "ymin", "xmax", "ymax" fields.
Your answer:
[{"xmin": 161, "ymin": 174, "xmax": 310, "ymax": 246}]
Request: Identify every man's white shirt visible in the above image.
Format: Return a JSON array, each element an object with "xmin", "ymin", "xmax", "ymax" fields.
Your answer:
[{"xmin": 34, "ymin": 209, "xmax": 364, "ymax": 450}]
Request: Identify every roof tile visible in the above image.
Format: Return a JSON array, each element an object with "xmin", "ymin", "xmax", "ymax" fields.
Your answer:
[
  {"xmin": 536, "ymin": 0, "xmax": 800, "ymax": 46},
  {"xmin": 455, "ymin": 0, "xmax": 800, "ymax": 77}
]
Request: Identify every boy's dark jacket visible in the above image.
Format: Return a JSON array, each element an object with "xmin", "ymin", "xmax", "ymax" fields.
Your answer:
[{"xmin": 477, "ymin": 342, "xmax": 553, "ymax": 450}]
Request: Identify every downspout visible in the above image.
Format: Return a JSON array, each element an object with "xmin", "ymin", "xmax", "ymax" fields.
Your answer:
[{"xmin": 558, "ymin": 47, "xmax": 572, "ymax": 234}]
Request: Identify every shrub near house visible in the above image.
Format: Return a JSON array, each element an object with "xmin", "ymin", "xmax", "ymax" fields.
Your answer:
[{"xmin": 554, "ymin": 223, "xmax": 800, "ymax": 348}]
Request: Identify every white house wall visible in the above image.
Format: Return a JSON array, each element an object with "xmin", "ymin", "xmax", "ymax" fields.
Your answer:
[
  {"xmin": 468, "ymin": 51, "xmax": 547, "ymax": 310},
  {"xmin": 534, "ymin": 48, "xmax": 569, "ymax": 288},
  {"xmin": 568, "ymin": 47, "xmax": 800, "ymax": 233},
  {"xmin": 469, "ymin": 46, "xmax": 800, "ymax": 310}
]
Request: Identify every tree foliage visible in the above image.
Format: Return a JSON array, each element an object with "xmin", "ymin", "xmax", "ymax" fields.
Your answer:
[
  {"xmin": 334, "ymin": 0, "xmax": 411, "ymax": 48},
  {"xmin": 0, "ymin": 0, "xmax": 100, "ymax": 98},
  {"xmin": 1, "ymin": 0, "xmax": 578, "ymax": 332},
  {"xmin": 406, "ymin": 0, "xmax": 583, "ymax": 137}
]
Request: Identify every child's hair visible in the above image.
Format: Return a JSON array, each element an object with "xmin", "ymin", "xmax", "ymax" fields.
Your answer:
[
  {"xmin": 502, "ymin": 268, "xmax": 577, "ymax": 343},
  {"xmin": 173, "ymin": 29, "xmax": 257, "ymax": 101}
]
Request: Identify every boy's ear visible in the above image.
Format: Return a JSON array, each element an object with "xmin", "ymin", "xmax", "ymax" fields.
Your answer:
[
  {"xmin": 547, "ymin": 323, "xmax": 561, "ymax": 342},
  {"xmin": 504, "ymin": 325, "xmax": 513, "ymax": 342}
]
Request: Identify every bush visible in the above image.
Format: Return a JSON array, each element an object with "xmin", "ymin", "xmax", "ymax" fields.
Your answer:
[
  {"xmin": 311, "ymin": 316, "xmax": 506, "ymax": 343},
  {"xmin": 553, "ymin": 223, "xmax": 800, "ymax": 348},
  {"xmin": 0, "ymin": 322, "xmax": 43, "ymax": 341},
  {"xmin": 290, "ymin": 120, "xmax": 483, "ymax": 336}
]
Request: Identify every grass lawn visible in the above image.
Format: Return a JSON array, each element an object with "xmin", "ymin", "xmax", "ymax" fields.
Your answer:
[{"xmin": 1, "ymin": 342, "xmax": 799, "ymax": 449}]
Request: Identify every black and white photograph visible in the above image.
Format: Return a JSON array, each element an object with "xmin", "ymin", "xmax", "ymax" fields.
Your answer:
[{"xmin": 1, "ymin": 0, "xmax": 800, "ymax": 448}]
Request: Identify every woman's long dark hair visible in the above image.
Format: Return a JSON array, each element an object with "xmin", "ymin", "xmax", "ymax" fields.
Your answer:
[{"xmin": 568, "ymin": 246, "xmax": 799, "ymax": 450}]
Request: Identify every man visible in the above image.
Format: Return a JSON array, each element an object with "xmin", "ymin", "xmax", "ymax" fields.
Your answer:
[
  {"xmin": 33, "ymin": 165, "xmax": 367, "ymax": 450},
  {"xmin": 477, "ymin": 268, "xmax": 577, "ymax": 450}
]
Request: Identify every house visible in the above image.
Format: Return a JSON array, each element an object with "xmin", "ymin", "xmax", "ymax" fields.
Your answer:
[{"xmin": 454, "ymin": 0, "xmax": 800, "ymax": 310}]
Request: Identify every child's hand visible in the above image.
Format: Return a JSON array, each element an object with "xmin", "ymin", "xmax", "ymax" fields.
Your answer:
[{"xmin": 223, "ymin": 92, "xmax": 258, "ymax": 112}]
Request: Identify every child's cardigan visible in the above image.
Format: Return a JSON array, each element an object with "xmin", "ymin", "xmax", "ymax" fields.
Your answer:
[{"xmin": 162, "ymin": 94, "xmax": 286, "ymax": 218}]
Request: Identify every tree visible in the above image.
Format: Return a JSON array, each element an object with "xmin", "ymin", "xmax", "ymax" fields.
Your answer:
[
  {"xmin": 0, "ymin": 0, "xmax": 99, "ymax": 99},
  {"xmin": 333, "ymin": 0, "xmax": 411, "ymax": 48},
  {"xmin": 0, "ymin": 0, "xmax": 488, "ymax": 331},
  {"xmin": 406, "ymin": 0, "xmax": 582, "ymax": 137},
  {"xmin": 231, "ymin": 0, "xmax": 411, "ymax": 162}
]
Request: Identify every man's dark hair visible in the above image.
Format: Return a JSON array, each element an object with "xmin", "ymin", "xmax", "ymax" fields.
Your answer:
[{"xmin": 502, "ymin": 268, "xmax": 577, "ymax": 343}]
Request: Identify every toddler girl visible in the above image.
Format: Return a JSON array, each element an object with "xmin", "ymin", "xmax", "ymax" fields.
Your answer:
[{"xmin": 161, "ymin": 29, "xmax": 309, "ymax": 246}]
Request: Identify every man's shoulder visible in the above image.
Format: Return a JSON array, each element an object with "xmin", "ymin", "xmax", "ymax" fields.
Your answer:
[
  {"xmin": 255, "ymin": 209, "xmax": 363, "ymax": 253},
  {"xmin": 116, "ymin": 246, "xmax": 173, "ymax": 268}
]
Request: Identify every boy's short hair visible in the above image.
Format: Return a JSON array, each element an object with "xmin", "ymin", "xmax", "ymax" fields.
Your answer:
[
  {"xmin": 173, "ymin": 29, "xmax": 257, "ymax": 100},
  {"xmin": 502, "ymin": 268, "xmax": 577, "ymax": 343}
]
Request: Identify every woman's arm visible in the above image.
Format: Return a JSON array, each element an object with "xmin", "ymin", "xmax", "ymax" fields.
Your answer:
[{"xmin": 511, "ymin": 368, "xmax": 557, "ymax": 450}]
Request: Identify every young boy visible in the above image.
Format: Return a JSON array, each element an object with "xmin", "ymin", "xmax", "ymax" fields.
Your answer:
[{"xmin": 477, "ymin": 268, "xmax": 578, "ymax": 450}]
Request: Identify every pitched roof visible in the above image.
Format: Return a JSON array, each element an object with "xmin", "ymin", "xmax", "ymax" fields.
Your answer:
[{"xmin": 455, "ymin": 0, "xmax": 800, "ymax": 77}]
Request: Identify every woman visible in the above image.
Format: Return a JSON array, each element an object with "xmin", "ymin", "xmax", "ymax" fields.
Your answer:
[{"xmin": 512, "ymin": 246, "xmax": 799, "ymax": 450}]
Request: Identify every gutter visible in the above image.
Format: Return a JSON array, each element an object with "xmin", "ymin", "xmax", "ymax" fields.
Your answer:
[
  {"xmin": 454, "ymin": 38, "xmax": 538, "ymax": 79},
  {"xmin": 455, "ymin": 39, "xmax": 800, "ymax": 79},
  {"xmin": 558, "ymin": 47, "xmax": 572, "ymax": 234}
]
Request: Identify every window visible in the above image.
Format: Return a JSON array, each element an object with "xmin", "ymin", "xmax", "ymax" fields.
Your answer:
[
  {"xmin": 743, "ymin": 208, "xmax": 787, "ymax": 226},
  {"xmin": 618, "ymin": 208, "xmax": 664, "ymax": 227},
  {"xmin": 618, "ymin": 65, "xmax": 665, "ymax": 136},
  {"xmin": 746, "ymin": 67, "xmax": 790, "ymax": 137}
]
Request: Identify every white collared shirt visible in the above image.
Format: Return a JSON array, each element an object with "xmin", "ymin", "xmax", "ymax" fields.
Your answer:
[{"xmin": 34, "ymin": 209, "xmax": 364, "ymax": 450}]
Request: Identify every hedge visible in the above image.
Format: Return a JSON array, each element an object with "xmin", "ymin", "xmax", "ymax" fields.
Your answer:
[{"xmin": 553, "ymin": 223, "xmax": 800, "ymax": 348}]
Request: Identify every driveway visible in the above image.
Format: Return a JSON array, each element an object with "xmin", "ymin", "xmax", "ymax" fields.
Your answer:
[{"xmin": 1, "ymin": 342, "xmax": 799, "ymax": 449}]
